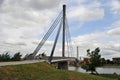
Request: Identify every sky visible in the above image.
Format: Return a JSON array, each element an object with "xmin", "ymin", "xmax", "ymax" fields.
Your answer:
[{"xmin": 0, "ymin": 0, "xmax": 120, "ymax": 59}]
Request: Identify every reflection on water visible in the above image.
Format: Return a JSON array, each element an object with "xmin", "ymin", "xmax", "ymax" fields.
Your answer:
[{"xmin": 68, "ymin": 67, "xmax": 120, "ymax": 74}]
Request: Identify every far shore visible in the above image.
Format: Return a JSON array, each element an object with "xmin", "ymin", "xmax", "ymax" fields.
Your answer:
[{"xmin": 101, "ymin": 64, "xmax": 120, "ymax": 68}]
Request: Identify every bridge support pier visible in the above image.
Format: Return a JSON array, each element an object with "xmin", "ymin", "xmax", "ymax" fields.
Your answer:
[{"xmin": 58, "ymin": 61, "xmax": 68, "ymax": 69}]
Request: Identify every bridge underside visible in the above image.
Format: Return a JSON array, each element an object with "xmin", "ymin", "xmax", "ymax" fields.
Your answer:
[
  {"xmin": 58, "ymin": 61, "xmax": 68, "ymax": 69},
  {"xmin": 51, "ymin": 61, "xmax": 68, "ymax": 69}
]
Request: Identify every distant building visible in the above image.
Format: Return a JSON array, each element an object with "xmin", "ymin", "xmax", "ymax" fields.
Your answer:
[
  {"xmin": 80, "ymin": 58, "xmax": 90, "ymax": 64},
  {"xmin": 112, "ymin": 57, "xmax": 120, "ymax": 64}
]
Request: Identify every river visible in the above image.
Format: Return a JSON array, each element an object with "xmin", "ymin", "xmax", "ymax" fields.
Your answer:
[{"xmin": 68, "ymin": 66, "xmax": 120, "ymax": 74}]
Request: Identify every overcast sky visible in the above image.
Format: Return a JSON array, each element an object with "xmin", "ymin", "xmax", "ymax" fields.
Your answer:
[{"xmin": 0, "ymin": 0, "xmax": 120, "ymax": 59}]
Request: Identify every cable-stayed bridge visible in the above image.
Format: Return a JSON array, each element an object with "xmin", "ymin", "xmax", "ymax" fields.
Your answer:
[{"xmin": 27, "ymin": 5, "xmax": 77, "ymax": 69}]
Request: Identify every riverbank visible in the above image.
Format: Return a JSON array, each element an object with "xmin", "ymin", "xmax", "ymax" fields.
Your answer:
[
  {"xmin": 69, "ymin": 66, "xmax": 120, "ymax": 80},
  {"xmin": 0, "ymin": 62, "xmax": 113, "ymax": 80},
  {"xmin": 69, "ymin": 66, "xmax": 120, "ymax": 74},
  {"xmin": 102, "ymin": 65, "xmax": 120, "ymax": 68}
]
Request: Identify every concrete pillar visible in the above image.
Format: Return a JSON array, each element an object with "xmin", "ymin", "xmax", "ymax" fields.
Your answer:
[{"xmin": 58, "ymin": 61, "xmax": 68, "ymax": 69}]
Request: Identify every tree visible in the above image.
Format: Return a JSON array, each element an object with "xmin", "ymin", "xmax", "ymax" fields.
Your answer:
[
  {"xmin": 23, "ymin": 54, "xmax": 29, "ymax": 60},
  {"xmin": 106, "ymin": 59, "xmax": 112, "ymax": 64},
  {"xmin": 101, "ymin": 58, "xmax": 106, "ymax": 66},
  {"xmin": 23, "ymin": 53, "xmax": 34, "ymax": 60},
  {"xmin": 0, "ymin": 52, "xmax": 11, "ymax": 62},
  {"xmin": 11, "ymin": 52, "xmax": 22, "ymax": 61},
  {"xmin": 81, "ymin": 47, "xmax": 102, "ymax": 74},
  {"xmin": 41, "ymin": 52, "xmax": 46, "ymax": 57}
]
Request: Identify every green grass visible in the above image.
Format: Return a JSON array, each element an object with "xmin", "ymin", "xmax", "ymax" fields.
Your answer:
[
  {"xmin": 98, "ymin": 74, "xmax": 120, "ymax": 80},
  {"xmin": 0, "ymin": 62, "xmax": 114, "ymax": 80}
]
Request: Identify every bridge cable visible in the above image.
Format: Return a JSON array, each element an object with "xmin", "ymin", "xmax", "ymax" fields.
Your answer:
[
  {"xmin": 49, "ymin": 17, "xmax": 62, "ymax": 63},
  {"xmin": 32, "ymin": 11, "xmax": 62, "ymax": 56},
  {"xmin": 31, "ymin": 11, "xmax": 63, "ymax": 58},
  {"xmin": 66, "ymin": 21, "xmax": 70, "ymax": 57},
  {"xmin": 65, "ymin": 18, "xmax": 70, "ymax": 57},
  {"xmin": 65, "ymin": 17, "xmax": 73, "ymax": 57}
]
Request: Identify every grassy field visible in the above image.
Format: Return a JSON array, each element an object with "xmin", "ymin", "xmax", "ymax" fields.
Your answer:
[
  {"xmin": 0, "ymin": 62, "xmax": 114, "ymax": 80},
  {"xmin": 98, "ymin": 74, "xmax": 120, "ymax": 79}
]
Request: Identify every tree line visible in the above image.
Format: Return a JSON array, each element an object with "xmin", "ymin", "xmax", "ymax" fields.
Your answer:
[
  {"xmin": 0, "ymin": 52, "xmax": 46, "ymax": 62},
  {"xmin": 0, "ymin": 52, "xmax": 22, "ymax": 62}
]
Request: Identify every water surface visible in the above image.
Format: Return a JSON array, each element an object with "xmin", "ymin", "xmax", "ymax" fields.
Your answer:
[{"xmin": 68, "ymin": 66, "xmax": 120, "ymax": 74}]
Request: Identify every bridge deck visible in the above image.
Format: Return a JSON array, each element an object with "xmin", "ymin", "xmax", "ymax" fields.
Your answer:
[
  {"xmin": 0, "ymin": 60, "xmax": 44, "ymax": 66},
  {"xmin": 51, "ymin": 58, "xmax": 75, "ymax": 63}
]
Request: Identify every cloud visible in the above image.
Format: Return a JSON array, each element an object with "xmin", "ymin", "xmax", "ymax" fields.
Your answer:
[
  {"xmin": 3, "ymin": 41, "xmax": 27, "ymax": 46},
  {"xmin": 72, "ymin": 20, "xmax": 120, "ymax": 59},
  {"xmin": 68, "ymin": 1, "xmax": 104, "ymax": 21},
  {"xmin": 0, "ymin": 0, "xmax": 61, "ymax": 56},
  {"xmin": 107, "ymin": 20, "xmax": 120, "ymax": 37},
  {"xmin": 0, "ymin": 0, "xmax": 4, "ymax": 7},
  {"xmin": 62, "ymin": 0, "xmax": 87, "ymax": 5},
  {"xmin": 109, "ymin": 0, "xmax": 120, "ymax": 15},
  {"xmin": 29, "ymin": 0, "xmax": 61, "ymax": 10},
  {"xmin": 1, "ymin": 0, "xmax": 61, "ymax": 11},
  {"xmin": 107, "ymin": 27, "xmax": 120, "ymax": 37}
]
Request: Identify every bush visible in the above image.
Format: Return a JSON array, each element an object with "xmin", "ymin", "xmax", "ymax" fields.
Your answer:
[
  {"xmin": 11, "ymin": 52, "xmax": 22, "ymax": 61},
  {"xmin": 81, "ymin": 47, "xmax": 101, "ymax": 74},
  {"xmin": 0, "ymin": 52, "xmax": 11, "ymax": 62},
  {"xmin": 0, "ymin": 52, "xmax": 22, "ymax": 62}
]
